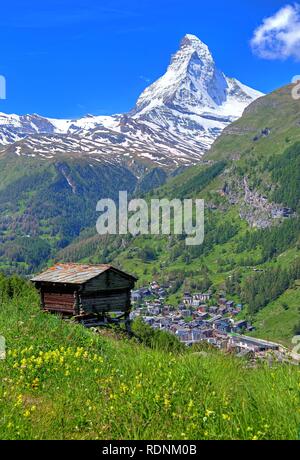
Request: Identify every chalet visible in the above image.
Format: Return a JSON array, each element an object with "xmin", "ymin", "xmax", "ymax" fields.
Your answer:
[
  {"xmin": 131, "ymin": 291, "xmax": 142, "ymax": 302},
  {"xmin": 214, "ymin": 319, "xmax": 232, "ymax": 334},
  {"xmin": 233, "ymin": 320, "xmax": 248, "ymax": 332},
  {"xmin": 183, "ymin": 293, "xmax": 193, "ymax": 306},
  {"xmin": 147, "ymin": 306, "xmax": 161, "ymax": 316},
  {"xmin": 193, "ymin": 293, "xmax": 211, "ymax": 302},
  {"xmin": 192, "ymin": 299, "xmax": 201, "ymax": 308},
  {"xmin": 200, "ymin": 328, "xmax": 213, "ymax": 338},
  {"xmin": 152, "ymin": 299, "xmax": 162, "ymax": 306},
  {"xmin": 226, "ymin": 300, "xmax": 234, "ymax": 309},
  {"xmin": 150, "ymin": 282, "xmax": 160, "ymax": 291},
  {"xmin": 207, "ymin": 314, "xmax": 222, "ymax": 323},
  {"xmin": 140, "ymin": 287, "xmax": 152, "ymax": 297},
  {"xmin": 181, "ymin": 309, "xmax": 192, "ymax": 318},
  {"xmin": 231, "ymin": 309, "xmax": 240, "ymax": 316},
  {"xmin": 142, "ymin": 317, "xmax": 156, "ymax": 326},
  {"xmin": 156, "ymin": 317, "xmax": 170, "ymax": 329},
  {"xmin": 196, "ymin": 312, "xmax": 209, "ymax": 320},
  {"xmin": 218, "ymin": 306, "xmax": 227, "ymax": 315},
  {"xmin": 218, "ymin": 297, "xmax": 227, "ymax": 306},
  {"xmin": 31, "ymin": 264, "xmax": 137, "ymax": 325},
  {"xmin": 175, "ymin": 330, "xmax": 190, "ymax": 342}
]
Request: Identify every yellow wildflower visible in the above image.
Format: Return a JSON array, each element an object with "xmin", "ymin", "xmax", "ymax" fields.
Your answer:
[
  {"xmin": 164, "ymin": 397, "xmax": 171, "ymax": 409},
  {"xmin": 188, "ymin": 400, "xmax": 194, "ymax": 411}
]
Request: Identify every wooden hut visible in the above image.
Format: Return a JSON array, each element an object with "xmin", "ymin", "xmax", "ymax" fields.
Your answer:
[{"xmin": 31, "ymin": 263, "xmax": 137, "ymax": 327}]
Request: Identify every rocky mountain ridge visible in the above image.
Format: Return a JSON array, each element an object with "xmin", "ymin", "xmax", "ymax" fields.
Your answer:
[{"xmin": 0, "ymin": 34, "xmax": 263, "ymax": 170}]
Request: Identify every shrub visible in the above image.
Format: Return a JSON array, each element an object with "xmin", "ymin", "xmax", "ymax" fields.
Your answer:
[{"xmin": 131, "ymin": 318, "xmax": 184, "ymax": 353}]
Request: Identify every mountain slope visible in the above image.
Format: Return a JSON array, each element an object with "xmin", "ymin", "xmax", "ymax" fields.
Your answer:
[
  {"xmin": 207, "ymin": 84, "xmax": 300, "ymax": 161},
  {"xmin": 204, "ymin": 84, "xmax": 300, "ymax": 227},
  {"xmin": 0, "ymin": 154, "xmax": 138, "ymax": 274}
]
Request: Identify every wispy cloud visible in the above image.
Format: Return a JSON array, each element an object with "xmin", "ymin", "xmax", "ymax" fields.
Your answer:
[{"xmin": 251, "ymin": 3, "xmax": 300, "ymax": 60}]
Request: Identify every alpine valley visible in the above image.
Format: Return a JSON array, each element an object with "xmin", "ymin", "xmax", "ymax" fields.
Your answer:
[{"xmin": 0, "ymin": 34, "xmax": 263, "ymax": 273}]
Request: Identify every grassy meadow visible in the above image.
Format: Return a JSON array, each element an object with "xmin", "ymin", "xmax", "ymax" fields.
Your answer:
[{"xmin": 0, "ymin": 280, "xmax": 299, "ymax": 440}]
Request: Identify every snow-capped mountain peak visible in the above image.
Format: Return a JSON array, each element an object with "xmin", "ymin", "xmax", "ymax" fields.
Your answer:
[
  {"xmin": 126, "ymin": 34, "xmax": 264, "ymax": 158},
  {"xmin": 133, "ymin": 33, "xmax": 226, "ymax": 115},
  {"xmin": 0, "ymin": 34, "xmax": 264, "ymax": 169},
  {"xmin": 133, "ymin": 34, "xmax": 262, "ymax": 119},
  {"xmin": 172, "ymin": 34, "xmax": 214, "ymax": 70},
  {"xmin": 179, "ymin": 33, "xmax": 210, "ymax": 49}
]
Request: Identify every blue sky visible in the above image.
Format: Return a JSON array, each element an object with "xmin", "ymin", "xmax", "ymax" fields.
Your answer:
[{"xmin": 0, "ymin": 0, "xmax": 298, "ymax": 118}]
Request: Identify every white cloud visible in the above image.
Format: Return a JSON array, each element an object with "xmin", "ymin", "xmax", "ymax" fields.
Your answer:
[{"xmin": 251, "ymin": 3, "xmax": 300, "ymax": 60}]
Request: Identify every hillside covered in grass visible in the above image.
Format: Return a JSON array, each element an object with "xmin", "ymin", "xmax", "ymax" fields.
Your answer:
[{"xmin": 0, "ymin": 277, "xmax": 299, "ymax": 440}]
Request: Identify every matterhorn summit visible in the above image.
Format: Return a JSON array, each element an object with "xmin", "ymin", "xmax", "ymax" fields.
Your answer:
[
  {"xmin": 133, "ymin": 34, "xmax": 230, "ymax": 113},
  {"xmin": 0, "ymin": 34, "xmax": 263, "ymax": 168},
  {"xmin": 131, "ymin": 34, "xmax": 263, "ymax": 154}
]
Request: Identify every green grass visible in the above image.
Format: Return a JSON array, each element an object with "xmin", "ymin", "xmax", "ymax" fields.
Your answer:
[
  {"xmin": 0, "ymin": 286, "xmax": 299, "ymax": 440},
  {"xmin": 252, "ymin": 288, "xmax": 300, "ymax": 347},
  {"xmin": 208, "ymin": 85, "xmax": 300, "ymax": 162}
]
